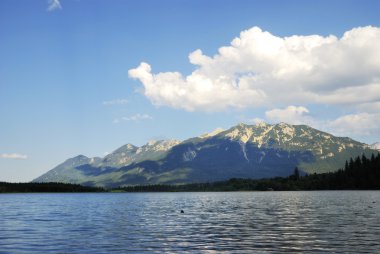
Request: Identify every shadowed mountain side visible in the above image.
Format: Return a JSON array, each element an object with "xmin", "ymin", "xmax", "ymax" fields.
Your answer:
[{"xmin": 70, "ymin": 139, "xmax": 312, "ymax": 187}]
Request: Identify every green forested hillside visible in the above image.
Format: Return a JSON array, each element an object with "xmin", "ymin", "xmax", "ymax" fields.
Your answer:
[{"xmin": 117, "ymin": 153, "xmax": 380, "ymax": 191}]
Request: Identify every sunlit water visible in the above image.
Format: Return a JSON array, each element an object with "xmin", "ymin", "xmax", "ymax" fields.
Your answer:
[{"xmin": 0, "ymin": 191, "xmax": 379, "ymax": 253}]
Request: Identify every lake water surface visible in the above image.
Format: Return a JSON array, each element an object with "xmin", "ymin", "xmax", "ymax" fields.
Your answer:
[{"xmin": 0, "ymin": 191, "xmax": 379, "ymax": 253}]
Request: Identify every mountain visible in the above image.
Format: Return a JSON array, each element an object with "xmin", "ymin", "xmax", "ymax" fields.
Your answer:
[
  {"xmin": 370, "ymin": 142, "xmax": 380, "ymax": 150},
  {"xmin": 33, "ymin": 155, "xmax": 102, "ymax": 184},
  {"xmin": 98, "ymin": 140, "xmax": 180, "ymax": 168},
  {"xmin": 34, "ymin": 140, "xmax": 180, "ymax": 184},
  {"xmin": 33, "ymin": 123, "xmax": 377, "ymax": 188}
]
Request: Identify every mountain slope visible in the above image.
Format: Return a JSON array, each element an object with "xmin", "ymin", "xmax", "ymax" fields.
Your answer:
[
  {"xmin": 33, "ymin": 123, "xmax": 377, "ymax": 187},
  {"xmin": 34, "ymin": 140, "xmax": 180, "ymax": 184},
  {"xmin": 34, "ymin": 155, "xmax": 101, "ymax": 184}
]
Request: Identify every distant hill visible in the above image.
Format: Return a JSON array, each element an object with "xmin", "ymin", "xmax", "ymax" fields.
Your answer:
[{"xmin": 33, "ymin": 122, "xmax": 377, "ymax": 188}]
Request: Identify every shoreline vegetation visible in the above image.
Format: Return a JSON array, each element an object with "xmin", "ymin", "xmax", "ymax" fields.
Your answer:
[
  {"xmin": 0, "ymin": 182, "xmax": 105, "ymax": 193},
  {"xmin": 1, "ymin": 154, "xmax": 379, "ymax": 193}
]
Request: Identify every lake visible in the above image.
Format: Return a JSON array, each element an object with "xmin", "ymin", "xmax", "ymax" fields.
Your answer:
[{"xmin": 0, "ymin": 191, "xmax": 379, "ymax": 253}]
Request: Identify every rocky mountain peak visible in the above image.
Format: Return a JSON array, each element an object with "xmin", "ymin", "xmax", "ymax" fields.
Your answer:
[
  {"xmin": 254, "ymin": 121, "xmax": 270, "ymax": 128},
  {"xmin": 112, "ymin": 143, "xmax": 138, "ymax": 154},
  {"xmin": 199, "ymin": 128, "xmax": 225, "ymax": 139},
  {"xmin": 141, "ymin": 139, "xmax": 181, "ymax": 151},
  {"xmin": 64, "ymin": 155, "xmax": 90, "ymax": 166}
]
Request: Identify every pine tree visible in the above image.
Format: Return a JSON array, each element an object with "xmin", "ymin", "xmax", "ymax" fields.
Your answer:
[
  {"xmin": 344, "ymin": 160, "xmax": 349, "ymax": 171},
  {"xmin": 293, "ymin": 167, "xmax": 300, "ymax": 181},
  {"xmin": 349, "ymin": 158, "xmax": 354, "ymax": 171},
  {"xmin": 362, "ymin": 154, "xmax": 368, "ymax": 165},
  {"xmin": 371, "ymin": 153, "xmax": 375, "ymax": 163}
]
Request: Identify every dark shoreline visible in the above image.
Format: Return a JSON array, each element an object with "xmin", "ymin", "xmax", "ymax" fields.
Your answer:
[{"xmin": 0, "ymin": 182, "xmax": 105, "ymax": 193}]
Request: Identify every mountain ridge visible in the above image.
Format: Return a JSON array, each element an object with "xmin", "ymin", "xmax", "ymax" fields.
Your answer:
[{"xmin": 33, "ymin": 122, "xmax": 377, "ymax": 187}]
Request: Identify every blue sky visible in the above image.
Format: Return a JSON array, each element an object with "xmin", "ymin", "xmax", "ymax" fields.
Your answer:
[{"xmin": 1, "ymin": 0, "xmax": 380, "ymax": 182}]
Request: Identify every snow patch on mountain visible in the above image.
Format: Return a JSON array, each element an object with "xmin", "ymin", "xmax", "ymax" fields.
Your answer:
[
  {"xmin": 239, "ymin": 141, "xmax": 249, "ymax": 162},
  {"xmin": 183, "ymin": 148, "xmax": 197, "ymax": 161},
  {"xmin": 338, "ymin": 145, "xmax": 346, "ymax": 152},
  {"xmin": 370, "ymin": 142, "xmax": 380, "ymax": 150},
  {"xmin": 321, "ymin": 152, "xmax": 335, "ymax": 160},
  {"xmin": 258, "ymin": 151, "xmax": 266, "ymax": 164}
]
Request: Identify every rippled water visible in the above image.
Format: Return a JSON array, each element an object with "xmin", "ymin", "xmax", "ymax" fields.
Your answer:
[{"xmin": 0, "ymin": 191, "xmax": 379, "ymax": 253}]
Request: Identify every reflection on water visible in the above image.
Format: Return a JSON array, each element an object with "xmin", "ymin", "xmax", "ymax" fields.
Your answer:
[{"xmin": 0, "ymin": 191, "xmax": 379, "ymax": 253}]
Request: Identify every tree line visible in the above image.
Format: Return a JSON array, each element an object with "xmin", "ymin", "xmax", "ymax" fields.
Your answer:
[{"xmin": 0, "ymin": 182, "xmax": 105, "ymax": 193}]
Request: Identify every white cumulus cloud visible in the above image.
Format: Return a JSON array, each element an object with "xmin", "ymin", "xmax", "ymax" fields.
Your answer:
[
  {"xmin": 328, "ymin": 112, "xmax": 380, "ymax": 136},
  {"xmin": 129, "ymin": 26, "xmax": 380, "ymax": 112},
  {"xmin": 47, "ymin": 0, "xmax": 62, "ymax": 11},
  {"xmin": 263, "ymin": 106, "xmax": 380, "ymax": 139},
  {"xmin": 265, "ymin": 106, "xmax": 315, "ymax": 125},
  {"xmin": 1, "ymin": 153, "xmax": 28, "ymax": 160}
]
